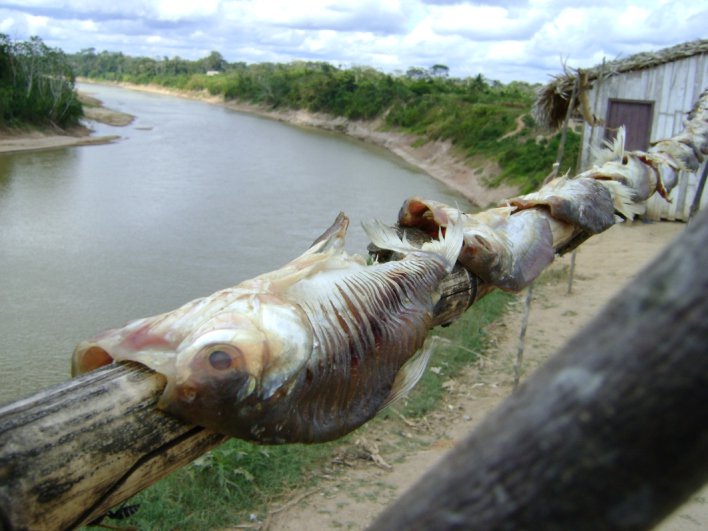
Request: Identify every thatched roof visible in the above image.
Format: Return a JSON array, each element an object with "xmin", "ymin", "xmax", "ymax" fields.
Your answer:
[{"xmin": 534, "ymin": 39, "xmax": 708, "ymax": 130}]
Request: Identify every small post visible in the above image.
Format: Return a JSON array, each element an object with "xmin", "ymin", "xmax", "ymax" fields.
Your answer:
[
  {"xmin": 567, "ymin": 250, "xmax": 577, "ymax": 294},
  {"xmin": 513, "ymin": 284, "xmax": 533, "ymax": 390},
  {"xmin": 689, "ymin": 161, "xmax": 708, "ymax": 220}
]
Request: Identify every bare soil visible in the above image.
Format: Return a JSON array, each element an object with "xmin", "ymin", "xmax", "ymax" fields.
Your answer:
[{"xmin": 259, "ymin": 220, "xmax": 706, "ymax": 531}]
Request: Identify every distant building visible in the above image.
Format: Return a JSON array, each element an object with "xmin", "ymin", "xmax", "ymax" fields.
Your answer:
[
  {"xmin": 535, "ymin": 39, "xmax": 708, "ymax": 221},
  {"xmin": 206, "ymin": 70, "xmax": 221, "ymax": 77}
]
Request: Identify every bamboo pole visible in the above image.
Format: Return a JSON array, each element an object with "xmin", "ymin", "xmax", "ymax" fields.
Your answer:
[{"xmin": 0, "ymin": 363, "xmax": 229, "ymax": 530}]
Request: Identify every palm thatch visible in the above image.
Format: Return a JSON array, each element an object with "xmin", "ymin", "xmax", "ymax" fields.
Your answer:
[{"xmin": 534, "ymin": 39, "xmax": 708, "ymax": 130}]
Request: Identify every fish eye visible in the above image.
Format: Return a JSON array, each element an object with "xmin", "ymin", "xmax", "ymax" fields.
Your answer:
[{"xmin": 208, "ymin": 350, "xmax": 232, "ymax": 370}]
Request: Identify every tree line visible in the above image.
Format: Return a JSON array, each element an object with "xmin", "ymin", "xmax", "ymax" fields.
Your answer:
[{"xmin": 0, "ymin": 35, "xmax": 83, "ymax": 129}]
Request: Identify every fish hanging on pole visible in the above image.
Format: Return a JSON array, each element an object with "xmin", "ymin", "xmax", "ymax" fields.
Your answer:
[
  {"xmin": 72, "ymin": 213, "xmax": 463, "ymax": 444},
  {"xmin": 397, "ymin": 89, "xmax": 708, "ymax": 292}
]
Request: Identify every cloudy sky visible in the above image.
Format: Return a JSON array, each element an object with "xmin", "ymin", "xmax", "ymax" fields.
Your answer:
[{"xmin": 1, "ymin": 0, "xmax": 705, "ymax": 83}]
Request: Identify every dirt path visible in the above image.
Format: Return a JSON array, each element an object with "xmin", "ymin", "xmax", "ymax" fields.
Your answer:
[{"xmin": 261, "ymin": 220, "xmax": 706, "ymax": 530}]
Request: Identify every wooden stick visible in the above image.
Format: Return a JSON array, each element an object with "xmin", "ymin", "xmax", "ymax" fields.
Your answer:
[
  {"xmin": 0, "ymin": 363, "xmax": 228, "ymax": 530},
  {"xmin": 566, "ymin": 249, "xmax": 577, "ymax": 295},
  {"xmin": 689, "ymin": 161, "xmax": 708, "ymax": 220},
  {"xmin": 369, "ymin": 206, "xmax": 708, "ymax": 531},
  {"xmin": 512, "ymin": 284, "xmax": 533, "ymax": 391}
]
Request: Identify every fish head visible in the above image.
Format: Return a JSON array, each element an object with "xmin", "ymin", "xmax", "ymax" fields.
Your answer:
[
  {"xmin": 158, "ymin": 315, "xmax": 268, "ymax": 427},
  {"xmin": 157, "ymin": 300, "xmax": 313, "ymax": 432},
  {"xmin": 73, "ymin": 291, "xmax": 313, "ymax": 434}
]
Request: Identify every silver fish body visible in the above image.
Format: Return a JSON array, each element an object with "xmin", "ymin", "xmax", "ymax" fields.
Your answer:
[
  {"xmin": 398, "ymin": 197, "xmax": 554, "ymax": 291},
  {"xmin": 73, "ymin": 213, "xmax": 462, "ymax": 443}
]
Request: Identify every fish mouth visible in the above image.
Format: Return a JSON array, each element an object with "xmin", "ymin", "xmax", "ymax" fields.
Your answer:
[{"xmin": 71, "ymin": 343, "xmax": 115, "ymax": 376}]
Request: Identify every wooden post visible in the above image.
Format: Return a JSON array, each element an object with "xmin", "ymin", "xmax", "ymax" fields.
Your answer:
[
  {"xmin": 369, "ymin": 207, "xmax": 708, "ymax": 531},
  {"xmin": 566, "ymin": 249, "xmax": 577, "ymax": 295},
  {"xmin": 689, "ymin": 161, "xmax": 707, "ymax": 219},
  {"xmin": 0, "ymin": 363, "xmax": 228, "ymax": 530},
  {"xmin": 512, "ymin": 284, "xmax": 533, "ymax": 391}
]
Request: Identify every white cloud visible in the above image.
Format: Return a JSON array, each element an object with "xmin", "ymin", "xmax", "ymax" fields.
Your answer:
[
  {"xmin": 0, "ymin": 0, "xmax": 705, "ymax": 83},
  {"xmin": 429, "ymin": 3, "xmax": 547, "ymax": 40}
]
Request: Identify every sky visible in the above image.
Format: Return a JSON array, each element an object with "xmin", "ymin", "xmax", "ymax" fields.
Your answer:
[{"xmin": 0, "ymin": 0, "xmax": 706, "ymax": 84}]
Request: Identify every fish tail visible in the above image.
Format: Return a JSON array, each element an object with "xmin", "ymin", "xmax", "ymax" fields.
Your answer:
[{"xmin": 363, "ymin": 216, "xmax": 463, "ymax": 272}]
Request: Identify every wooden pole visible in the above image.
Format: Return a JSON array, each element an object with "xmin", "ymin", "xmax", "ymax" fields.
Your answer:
[
  {"xmin": 689, "ymin": 161, "xmax": 708, "ymax": 220},
  {"xmin": 512, "ymin": 284, "xmax": 533, "ymax": 391},
  {"xmin": 0, "ymin": 363, "xmax": 229, "ymax": 531},
  {"xmin": 568, "ymin": 60, "xmax": 605, "ymax": 295},
  {"xmin": 566, "ymin": 250, "xmax": 577, "ymax": 295},
  {"xmin": 370, "ymin": 206, "xmax": 708, "ymax": 531}
]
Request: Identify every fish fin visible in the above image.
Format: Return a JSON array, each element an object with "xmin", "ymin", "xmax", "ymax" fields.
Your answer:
[
  {"xmin": 261, "ymin": 213, "xmax": 355, "ymax": 292},
  {"xmin": 597, "ymin": 180, "xmax": 645, "ymax": 220},
  {"xmin": 592, "ymin": 126, "xmax": 626, "ymax": 165},
  {"xmin": 379, "ymin": 337, "xmax": 438, "ymax": 411},
  {"xmin": 363, "ymin": 217, "xmax": 463, "ymax": 272},
  {"xmin": 307, "ymin": 212, "xmax": 349, "ymax": 253}
]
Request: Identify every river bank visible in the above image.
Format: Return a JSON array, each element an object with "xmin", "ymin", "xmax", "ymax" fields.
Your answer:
[
  {"xmin": 1, "ymin": 79, "xmax": 517, "ymax": 205},
  {"xmin": 0, "ymin": 127, "xmax": 119, "ymax": 153},
  {"xmin": 0, "ymin": 91, "xmax": 133, "ymax": 155},
  {"xmin": 80, "ymin": 79, "xmax": 518, "ymax": 206}
]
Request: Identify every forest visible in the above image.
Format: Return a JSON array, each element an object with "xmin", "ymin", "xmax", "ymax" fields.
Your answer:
[{"xmin": 0, "ymin": 35, "xmax": 83, "ymax": 129}]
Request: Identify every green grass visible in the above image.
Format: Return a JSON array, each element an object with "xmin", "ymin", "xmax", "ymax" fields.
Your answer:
[
  {"xmin": 117, "ymin": 439, "xmax": 338, "ymax": 530},
  {"xmin": 102, "ymin": 291, "xmax": 513, "ymax": 529},
  {"xmin": 388, "ymin": 290, "xmax": 515, "ymax": 418}
]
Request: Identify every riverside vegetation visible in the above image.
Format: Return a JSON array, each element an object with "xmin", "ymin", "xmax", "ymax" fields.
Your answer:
[{"xmin": 0, "ymin": 35, "xmax": 83, "ymax": 130}]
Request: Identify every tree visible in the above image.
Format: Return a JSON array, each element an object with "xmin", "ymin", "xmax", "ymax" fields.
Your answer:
[
  {"xmin": 202, "ymin": 51, "xmax": 226, "ymax": 72},
  {"xmin": 430, "ymin": 64, "xmax": 449, "ymax": 78}
]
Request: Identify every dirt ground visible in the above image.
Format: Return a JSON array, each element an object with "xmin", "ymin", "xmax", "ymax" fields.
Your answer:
[{"xmin": 260, "ymin": 219, "xmax": 706, "ymax": 531}]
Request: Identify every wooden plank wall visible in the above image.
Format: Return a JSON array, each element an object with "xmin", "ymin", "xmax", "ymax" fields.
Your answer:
[{"xmin": 579, "ymin": 53, "xmax": 708, "ymax": 220}]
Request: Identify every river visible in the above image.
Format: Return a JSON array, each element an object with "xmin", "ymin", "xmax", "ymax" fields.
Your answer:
[{"xmin": 0, "ymin": 84, "xmax": 470, "ymax": 405}]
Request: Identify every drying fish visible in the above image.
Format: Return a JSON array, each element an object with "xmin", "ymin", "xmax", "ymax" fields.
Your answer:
[
  {"xmin": 73, "ymin": 213, "xmax": 463, "ymax": 444},
  {"xmin": 398, "ymin": 197, "xmax": 554, "ymax": 291},
  {"xmin": 508, "ymin": 176, "xmax": 615, "ymax": 234}
]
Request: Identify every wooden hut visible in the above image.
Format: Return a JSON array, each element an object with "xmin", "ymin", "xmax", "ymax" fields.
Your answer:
[{"xmin": 534, "ymin": 39, "xmax": 708, "ymax": 221}]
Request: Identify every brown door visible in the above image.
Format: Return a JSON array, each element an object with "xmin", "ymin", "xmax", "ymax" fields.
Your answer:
[{"xmin": 605, "ymin": 99, "xmax": 654, "ymax": 151}]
